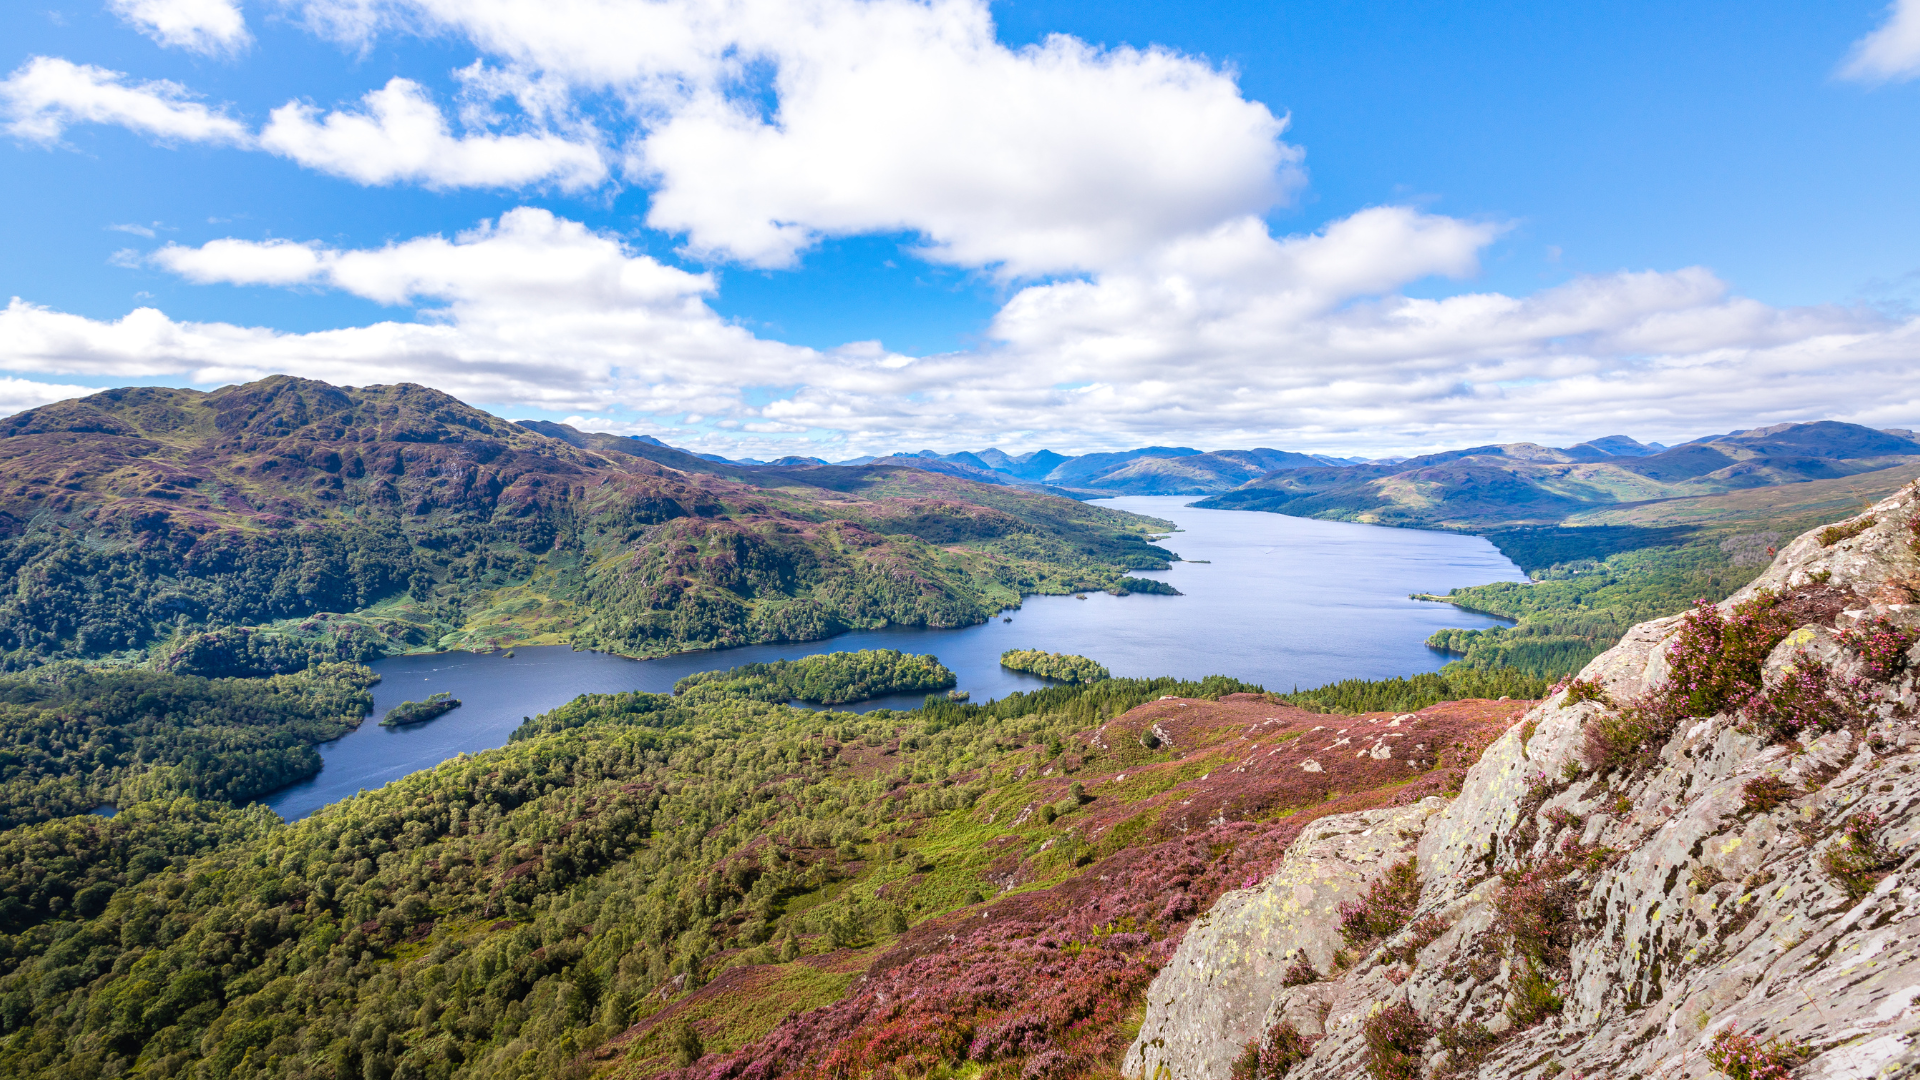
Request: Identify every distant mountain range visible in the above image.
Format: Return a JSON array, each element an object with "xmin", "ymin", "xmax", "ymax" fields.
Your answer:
[
  {"xmin": 586, "ymin": 419, "xmax": 1920, "ymax": 529},
  {"xmin": 1196, "ymin": 421, "xmax": 1920, "ymax": 527}
]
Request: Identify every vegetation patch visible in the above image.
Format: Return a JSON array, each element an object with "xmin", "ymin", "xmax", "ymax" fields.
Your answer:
[
  {"xmin": 1816, "ymin": 517, "xmax": 1874, "ymax": 546},
  {"xmin": 1361, "ymin": 1001, "xmax": 1431, "ymax": 1080},
  {"xmin": 1838, "ymin": 616, "xmax": 1917, "ymax": 680},
  {"xmin": 1705, "ymin": 1026, "xmax": 1809, "ymax": 1080},
  {"xmin": 1739, "ymin": 775, "xmax": 1797, "ymax": 814},
  {"xmin": 1281, "ymin": 667, "xmax": 1546, "ymax": 714},
  {"xmin": 999, "ymin": 650, "xmax": 1111, "ymax": 684},
  {"xmin": 1584, "ymin": 594, "xmax": 1799, "ymax": 771},
  {"xmin": 1823, "ymin": 811, "xmax": 1901, "ymax": 900},
  {"xmin": 1492, "ymin": 841, "xmax": 1619, "ymax": 1028},
  {"xmin": 382, "ymin": 690, "xmax": 461, "ymax": 726},
  {"xmin": 1229, "ymin": 1020, "xmax": 1312, "ymax": 1080},
  {"xmin": 1338, "ymin": 859, "xmax": 1422, "ymax": 951},
  {"xmin": 674, "ymin": 649, "xmax": 956, "ymax": 705}
]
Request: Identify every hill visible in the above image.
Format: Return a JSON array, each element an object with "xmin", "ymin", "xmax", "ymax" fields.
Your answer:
[
  {"xmin": 0, "ymin": 657, "xmax": 1529, "ymax": 1080},
  {"xmin": 1196, "ymin": 421, "xmax": 1920, "ymax": 527},
  {"xmin": 0, "ymin": 378, "xmax": 1175, "ymax": 671}
]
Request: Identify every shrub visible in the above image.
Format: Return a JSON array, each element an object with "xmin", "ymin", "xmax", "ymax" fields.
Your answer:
[
  {"xmin": 1587, "ymin": 595, "xmax": 1798, "ymax": 771},
  {"xmin": 665, "ymin": 1019, "xmax": 705, "ymax": 1067},
  {"xmin": 1230, "ymin": 1021, "xmax": 1313, "ymax": 1080},
  {"xmin": 1744, "ymin": 654, "xmax": 1863, "ymax": 743},
  {"xmin": 1837, "ymin": 616, "xmax": 1917, "ymax": 680},
  {"xmin": 1281, "ymin": 950, "xmax": 1321, "ymax": 986},
  {"xmin": 1433, "ymin": 1020, "xmax": 1503, "ymax": 1080},
  {"xmin": 1705, "ymin": 1027, "xmax": 1807, "ymax": 1080},
  {"xmin": 1362, "ymin": 1001, "xmax": 1431, "ymax": 1080},
  {"xmin": 1740, "ymin": 775, "xmax": 1796, "ymax": 814},
  {"xmin": 1582, "ymin": 695, "xmax": 1678, "ymax": 773},
  {"xmin": 1663, "ymin": 596, "xmax": 1798, "ymax": 719},
  {"xmin": 1339, "ymin": 860, "xmax": 1423, "ymax": 949},
  {"xmin": 1824, "ymin": 810, "xmax": 1899, "ymax": 900},
  {"xmin": 1563, "ymin": 678, "xmax": 1609, "ymax": 705},
  {"xmin": 1817, "ymin": 517, "xmax": 1874, "ymax": 547},
  {"xmin": 1507, "ymin": 967, "xmax": 1564, "ymax": 1027},
  {"xmin": 1392, "ymin": 915, "xmax": 1451, "ymax": 966}
]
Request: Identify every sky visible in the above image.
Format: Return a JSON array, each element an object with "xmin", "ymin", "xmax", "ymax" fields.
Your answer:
[{"xmin": 2, "ymin": 0, "xmax": 1919, "ymax": 460}]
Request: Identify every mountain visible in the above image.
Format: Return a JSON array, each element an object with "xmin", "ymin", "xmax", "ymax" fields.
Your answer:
[
  {"xmin": 0, "ymin": 377, "xmax": 1176, "ymax": 671},
  {"xmin": 1057, "ymin": 448, "xmax": 1334, "ymax": 495},
  {"xmin": 1196, "ymin": 421, "xmax": 1920, "ymax": 528}
]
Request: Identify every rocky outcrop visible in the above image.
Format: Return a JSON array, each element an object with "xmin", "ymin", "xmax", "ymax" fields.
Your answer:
[
  {"xmin": 1127, "ymin": 799, "xmax": 1448, "ymax": 1080},
  {"xmin": 1130, "ymin": 483, "xmax": 1920, "ymax": 1079}
]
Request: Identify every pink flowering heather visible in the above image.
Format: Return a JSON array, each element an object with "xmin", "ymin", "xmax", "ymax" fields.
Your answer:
[
  {"xmin": 1663, "ymin": 596, "xmax": 1798, "ymax": 720},
  {"xmin": 1837, "ymin": 616, "xmax": 1916, "ymax": 680},
  {"xmin": 1743, "ymin": 651, "xmax": 1868, "ymax": 743},
  {"xmin": 1705, "ymin": 1027, "xmax": 1807, "ymax": 1080}
]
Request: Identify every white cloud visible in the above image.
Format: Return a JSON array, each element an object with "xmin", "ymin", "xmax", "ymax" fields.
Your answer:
[
  {"xmin": 291, "ymin": 0, "xmax": 1298, "ymax": 274},
  {"xmin": 110, "ymin": 0, "xmax": 251, "ymax": 56},
  {"xmin": 0, "ymin": 376, "xmax": 98, "ymax": 417},
  {"xmin": 1840, "ymin": 0, "xmax": 1920, "ymax": 82},
  {"xmin": 7, "ymin": 209, "xmax": 813, "ymax": 415},
  {"xmin": 0, "ymin": 56, "xmax": 249, "ymax": 143},
  {"xmin": 259, "ymin": 78, "xmax": 606, "ymax": 190},
  {"xmin": 107, "ymin": 222, "xmax": 159, "ymax": 237},
  {"xmin": 7, "ymin": 205, "xmax": 1920, "ymax": 458}
]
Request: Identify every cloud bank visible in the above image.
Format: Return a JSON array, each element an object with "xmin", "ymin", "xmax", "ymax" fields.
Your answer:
[
  {"xmin": 5, "ymin": 204, "xmax": 1916, "ymax": 458},
  {"xmin": 0, "ymin": 0, "xmax": 1914, "ymax": 458}
]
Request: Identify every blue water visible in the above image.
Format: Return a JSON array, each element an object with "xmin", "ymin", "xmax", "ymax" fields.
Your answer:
[{"xmin": 257, "ymin": 497, "xmax": 1523, "ymax": 820}]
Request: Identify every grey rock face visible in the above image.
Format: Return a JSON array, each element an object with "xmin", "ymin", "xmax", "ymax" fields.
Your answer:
[
  {"xmin": 1123, "ymin": 799, "xmax": 1448, "ymax": 1080},
  {"xmin": 1134, "ymin": 484, "xmax": 1920, "ymax": 1079}
]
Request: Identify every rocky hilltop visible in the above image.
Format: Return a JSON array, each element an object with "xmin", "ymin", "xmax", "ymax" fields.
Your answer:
[{"xmin": 1130, "ymin": 484, "xmax": 1920, "ymax": 1078}]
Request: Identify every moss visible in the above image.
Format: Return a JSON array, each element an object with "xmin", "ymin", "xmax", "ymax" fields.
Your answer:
[{"xmin": 1816, "ymin": 517, "xmax": 1874, "ymax": 546}]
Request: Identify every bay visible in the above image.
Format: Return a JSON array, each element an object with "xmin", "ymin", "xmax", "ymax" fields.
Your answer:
[{"xmin": 257, "ymin": 496, "xmax": 1523, "ymax": 820}]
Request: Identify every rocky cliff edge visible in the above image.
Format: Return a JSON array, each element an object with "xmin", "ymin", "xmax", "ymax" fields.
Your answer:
[{"xmin": 1129, "ymin": 482, "xmax": 1920, "ymax": 1080}]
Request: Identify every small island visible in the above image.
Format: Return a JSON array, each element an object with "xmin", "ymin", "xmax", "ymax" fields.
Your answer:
[
  {"xmin": 673, "ymin": 649, "xmax": 956, "ymax": 706},
  {"xmin": 999, "ymin": 649, "xmax": 1111, "ymax": 684},
  {"xmin": 381, "ymin": 691, "xmax": 462, "ymax": 727}
]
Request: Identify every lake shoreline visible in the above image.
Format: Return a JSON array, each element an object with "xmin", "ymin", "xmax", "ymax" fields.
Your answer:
[{"xmin": 256, "ymin": 497, "xmax": 1526, "ymax": 821}]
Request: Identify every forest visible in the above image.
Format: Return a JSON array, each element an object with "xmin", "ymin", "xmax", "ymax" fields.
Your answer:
[
  {"xmin": 1421, "ymin": 529, "xmax": 1779, "ymax": 677},
  {"xmin": 0, "ymin": 664, "xmax": 377, "ymax": 829},
  {"xmin": 0, "ymin": 646, "xmax": 1540, "ymax": 1080}
]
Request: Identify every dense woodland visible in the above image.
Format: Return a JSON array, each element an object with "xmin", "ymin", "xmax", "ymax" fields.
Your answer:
[
  {"xmin": 0, "ymin": 645, "xmax": 1544, "ymax": 1080},
  {"xmin": 1422, "ymin": 528, "xmax": 1780, "ymax": 678},
  {"xmin": 670, "ymin": 650, "xmax": 955, "ymax": 705},
  {"xmin": 0, "ymin": 665, "xmax": 376, "ymax": 829},
  {"xmin": 997, "ymin": 650, "xmax": 1110, "ymax": 684}
]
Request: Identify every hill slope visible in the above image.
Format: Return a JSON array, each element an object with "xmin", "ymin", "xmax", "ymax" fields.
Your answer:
[
  {"xmin": 1196, "ymin": 421, "xmax": 1920, "ymax": 528},
  {"xmin": 1130, "ymin": 480, "xmax": 1920, "ymax": 1080},
  {"xmin": 0, "ymin": 378, "xmax": 1175, "ymax": 671}
]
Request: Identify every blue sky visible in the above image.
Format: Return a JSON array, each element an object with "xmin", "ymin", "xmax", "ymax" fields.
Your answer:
[{"xmin": 2, "ymin": 0, "xmax": 1918, "ymax": 458}]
